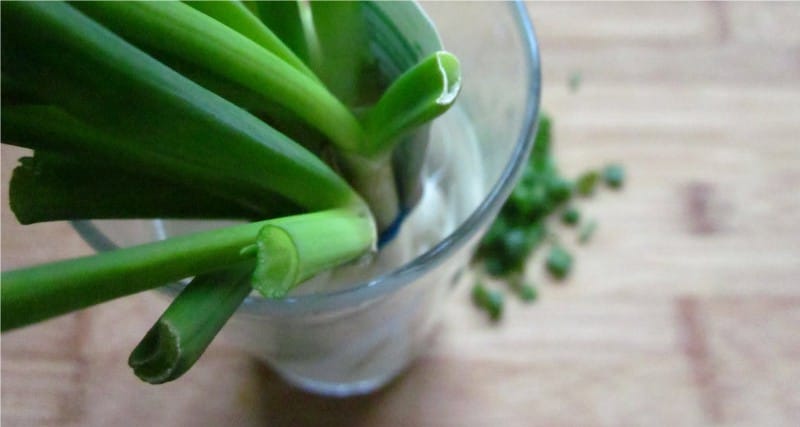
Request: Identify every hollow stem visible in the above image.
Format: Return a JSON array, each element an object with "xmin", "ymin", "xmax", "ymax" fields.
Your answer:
[
  {"xmin": 251, "ymin": 208, "xmax": 377, "ymax": 298},
  {"xmin": 129, "ymin": 265, "xmax": 253, "ymax": 384},
  {"xmin": 1, "ymin": 208, "xmax": 375, "ymax": 331},
  {"xmin": 361, "ymin": 51, "xmax": 462, "ymax": 157}
]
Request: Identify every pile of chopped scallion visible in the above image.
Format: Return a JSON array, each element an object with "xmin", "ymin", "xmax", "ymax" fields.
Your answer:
[
  {"xmin": 471, "ymin": 113, "xmax": 625, "ymax": 320},
  {"xmin": 1, "ymin": 1, "xmax": 461, "ymax": 383}
]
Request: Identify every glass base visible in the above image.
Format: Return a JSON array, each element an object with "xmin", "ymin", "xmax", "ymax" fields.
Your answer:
[{"xmin": 274, "ymin": 365, "xmax": 407, "ymax": 397}]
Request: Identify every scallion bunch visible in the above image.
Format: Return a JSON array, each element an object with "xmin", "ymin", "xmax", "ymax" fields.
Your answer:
[{"xmin": 1, "ymin": 1, "xmax": 461, "ymax": 383}]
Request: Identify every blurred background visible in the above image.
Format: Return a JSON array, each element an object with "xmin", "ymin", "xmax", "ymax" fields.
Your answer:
[{"xmin": 2, "ymin": 2, "xmax": 799, "ymax": 426}]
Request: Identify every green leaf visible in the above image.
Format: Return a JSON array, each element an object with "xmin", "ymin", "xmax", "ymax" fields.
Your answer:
[
  {"xmin": 361, "ymin": 51, "xmax": 462, "ymax": 157},
  {"xmin": 2, "ymin": 2, "xmax": 362, "ymax": 212},
  {"xmin": 74, "ymin": 1, "xmax": 364, "ymax": 154},
  {"xmin": 252, "ymin": 209, "xmax": 376, "ymax": 298}
]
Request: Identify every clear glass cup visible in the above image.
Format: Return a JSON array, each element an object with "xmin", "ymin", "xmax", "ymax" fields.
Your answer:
[{"xmin": 74, "ymin": 1, "xmax": 540, "ymax": 396}]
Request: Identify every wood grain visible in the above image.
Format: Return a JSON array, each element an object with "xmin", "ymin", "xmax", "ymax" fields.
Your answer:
[{"xmin": 3, "ymin": 2, "xmax": 800, "ymax": 426}]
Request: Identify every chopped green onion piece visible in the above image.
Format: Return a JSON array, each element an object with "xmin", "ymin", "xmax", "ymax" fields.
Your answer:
[
  {"xmin": 561, "ymin": 207, "xmax": 581, "ymax": 226},
  {"xmin": 602, "ymin": 164, "xmax": 625, "ymax": 189},
  {"xmin": 576, "ymin": 170, "xmax": 600, "ymax": 197},
  {"xmin": 546, "ymin": 246, "xmax": 573, "ymax": 280},
  {"xmin": 546, "ymin": 176, "xmax": 573, "ymax": 205},
  {"xmin": 508, "ymin": 179, "xmax": 548, "ymax": 217},
  {"xmin": 0, "ymin": 210, "xmax": 373, "ymax": 331},
  {"xmin": 129, "ymin": 265, "xmax": 253, "ymax": 384},
  {"xmin": 472, "ymin": 282, "xmax": 503, "ymax": 321}
]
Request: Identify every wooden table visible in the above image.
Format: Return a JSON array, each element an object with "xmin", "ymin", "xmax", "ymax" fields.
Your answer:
[{"xmin": 3, "ymin": 3, "xmax": 799, "ymax": 426}]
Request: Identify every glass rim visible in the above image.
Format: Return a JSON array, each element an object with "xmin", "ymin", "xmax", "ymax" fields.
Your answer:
[{"xmin": 73, "ymin": 0, "xmax": 541, "ymax": 316}]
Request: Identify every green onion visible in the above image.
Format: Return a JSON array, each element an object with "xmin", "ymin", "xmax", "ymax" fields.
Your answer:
[
  {"xmin": 362, "ymin": 51, "xmax": 462, "ymax": 157},
  {"xmin": 517, "ymin": 283, "xmax": 538, "ymax": 302},
  {"xmin": 0, "ymin": 0, "xmax": 468, "ymax": 385},
  {"xmin": 575, "ymin": 170, "xmax": 600, "ymax": 197},
  {"xmin": 185, "ymin": 0, "xmax": 320, "ymax": 83},
  {"xmin": 9, "ymin": 152, "xmax": 272, "ymax": 224},
  {"xmin": 546, "ymin": 246, "xmax": 573, "ymax": 280},
  {"xmin": 73, "ymin": 1, "xmax": 365, "ymax": 154},
  {"xmin": 561, "ymin": 206, "xmax": 581, "ymax": 226},
  {"xmin": 1, "ymin": 209, "xmax": 374, "ymax": 331},
  {"xmin": 1, "ymin": 218, "xmax": 262, "ymax": 331},
  {"xmin": 2, "ymin": 1, "xmax": 362, "ymax": 213},
  {"xmin": 129, "ymin": 265, "xmax": 253, "ymax": 384},
  {"xmin": 546, "ymin": 176, "xmax": 573, "ymax": 205},
  {"xmin": 251, "ymin": 208, "xmax": 376, "ymax": 298},
  {"xmin": 307, "ymin": 1, "xmax": 370, "ymax": 106},
  {"xmin": 253, "ymin": 0, "xmax": 311, "ymax": 66},
  {"xmin": 602, "ymin": 164, "xmax": 626, "ymax": 189},
  {"xmin": 472, "ymin": 282, "xmax": 503, "ymax": 321},
  {"xmin": 531, "ymin": 113, "xmax": 552, "ymax": 171},
  {"xmin": 578, "ymin": 220, "xmax": 598, "ymax": 244}
]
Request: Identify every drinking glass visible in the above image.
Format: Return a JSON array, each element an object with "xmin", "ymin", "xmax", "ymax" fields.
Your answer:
[{"xmin": 74, "ymin": 0, "xmax": 540, "ymax": 396}]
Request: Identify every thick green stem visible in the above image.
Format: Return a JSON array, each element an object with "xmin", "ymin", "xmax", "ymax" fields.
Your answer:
[
  {"xmin": 251, "ymin": 208, "xmax": 377, "ymax": 298},
  {"xmin": 129, "ymin": 265, "xmax": 253, "ymax": 384},
  {"xmin": 2, "ymin": 2, "xmax": 362, "ymax": 212},
  {"xmin": 1, "ymin": 219, "xmax": 266, "ymax": 331},
  {"xmin": 74, "ymin": 1, "xmax": 365, "ymax": 154}
]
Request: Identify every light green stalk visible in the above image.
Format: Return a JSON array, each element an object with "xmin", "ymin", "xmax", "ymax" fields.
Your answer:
[{"xmin": 1, "ymin": 209, "xmax": 375, "ymax": 331}]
